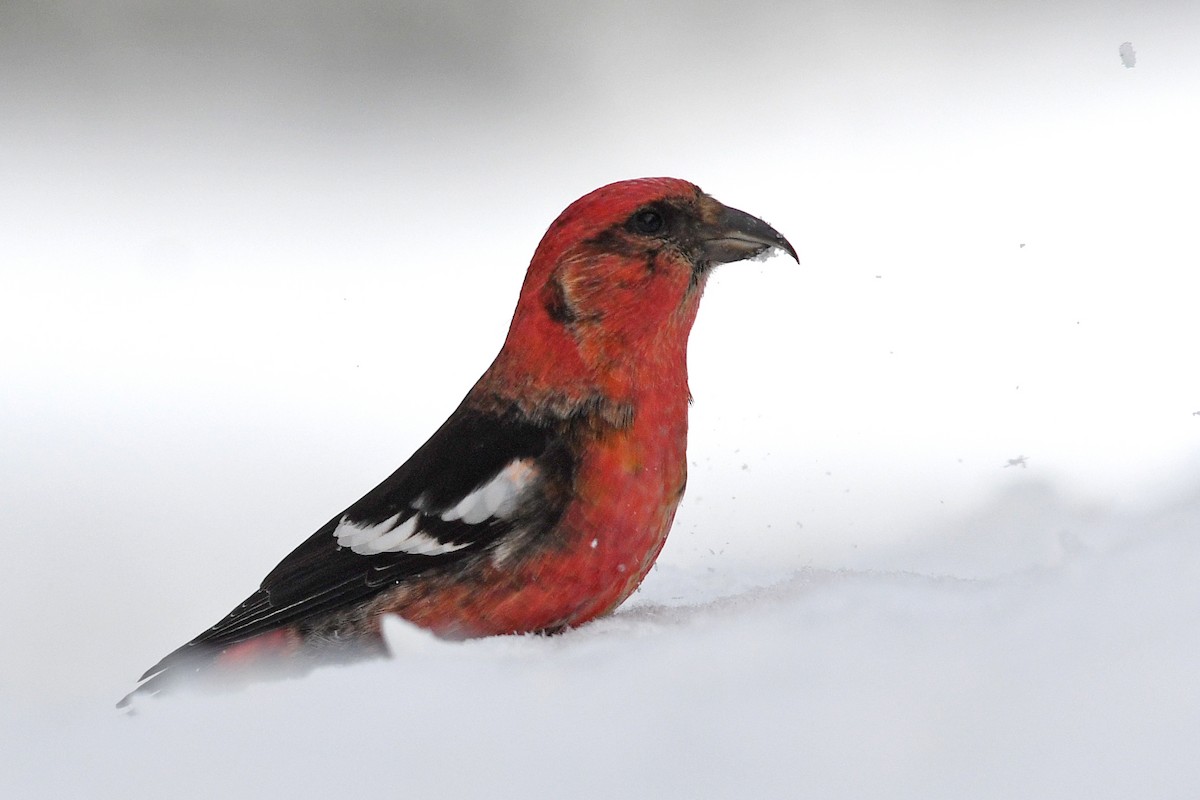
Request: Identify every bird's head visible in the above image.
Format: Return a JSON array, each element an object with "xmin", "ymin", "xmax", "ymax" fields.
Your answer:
[{"xmin": 489, "ymin": 178, "xmax": 796, "ymax": 410}]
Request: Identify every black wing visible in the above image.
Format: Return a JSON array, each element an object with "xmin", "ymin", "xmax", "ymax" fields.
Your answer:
[{"xmin": 136, "ymin": 401, "xmax": 575, "ymax": 685}]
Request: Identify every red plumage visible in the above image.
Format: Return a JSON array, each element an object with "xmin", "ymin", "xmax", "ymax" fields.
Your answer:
[{"xmin": 120, "ymin": 177, "xmax": 795, "ymax": 706}]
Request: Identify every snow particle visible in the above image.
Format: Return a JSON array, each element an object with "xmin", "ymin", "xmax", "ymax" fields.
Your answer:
[{"xmin": 1119, "ymin": 42, "xmax": 1136, "ymax": 69}]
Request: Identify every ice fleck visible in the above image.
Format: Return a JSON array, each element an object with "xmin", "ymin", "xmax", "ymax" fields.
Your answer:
[{"xmin": 1119, "ymin": 42, "xmax": 1136, "ymax": 69}]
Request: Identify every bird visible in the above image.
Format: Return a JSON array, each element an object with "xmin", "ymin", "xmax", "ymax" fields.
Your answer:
[{"xmin": 119, "ymin": 177, "xmax": 796, "ymax": 707}]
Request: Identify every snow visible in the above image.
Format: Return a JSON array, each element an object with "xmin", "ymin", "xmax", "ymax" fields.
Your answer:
[
  {"xmin": 6, "ymin": 486, "xmax": 1199, "ymax": 799},
  {"xmin": 1121, "ymin": 41, "xmax": 1138, "ymax": 68},
  {"xmin": 4, "ymin": 1, "xmax": 1200, "ymax": 798}
]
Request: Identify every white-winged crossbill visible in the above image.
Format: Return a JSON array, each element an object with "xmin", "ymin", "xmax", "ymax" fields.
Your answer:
[{"xmin": 120, "ymin": 177, "xmax": 795, "ymax": 706}]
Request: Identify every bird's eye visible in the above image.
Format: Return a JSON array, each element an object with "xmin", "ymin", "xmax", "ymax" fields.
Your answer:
[{"xmin": 631, "ymin": 208, "xmax": 666, "ymax": 236}]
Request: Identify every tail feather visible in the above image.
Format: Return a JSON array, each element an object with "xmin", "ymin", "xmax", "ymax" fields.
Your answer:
[{"xmin": 117, "ymin": 627, "xmax": 304, "ymax": 709}]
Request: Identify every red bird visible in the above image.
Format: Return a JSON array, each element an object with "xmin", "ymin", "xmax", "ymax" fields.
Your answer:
[{"xmin": 120, "ymin": 177, "xmax": 795, "ymax": 706}]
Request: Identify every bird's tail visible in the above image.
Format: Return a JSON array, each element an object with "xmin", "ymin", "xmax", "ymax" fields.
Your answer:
[{"xmin": 116, "ymin": 627, "xmax": 305, "ymax": 710}]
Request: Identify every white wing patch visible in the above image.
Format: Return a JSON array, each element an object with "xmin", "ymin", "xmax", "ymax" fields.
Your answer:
[
  {"xmin": 333, "ymin": 459, "xmax": 539, "ymax": 557},
  {"xmin": 439, "ymin": 459, "xmax": 536, "ymax": 524},
  {"xmin": 335, "ymin": 512, "xmax": 465, "ymax": 556}
]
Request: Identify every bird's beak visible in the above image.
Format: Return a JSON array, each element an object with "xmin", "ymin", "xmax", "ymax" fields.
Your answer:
[{"xmin": 700, "ymin": 202, "xmax": 798, "ymax": 266}]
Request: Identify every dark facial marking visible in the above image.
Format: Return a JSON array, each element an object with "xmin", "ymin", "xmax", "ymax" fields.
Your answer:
[
  {"xmin": 645, "ymin": 248, "xmax": 660, "ymax": 274},
  {"xmin": 631, "ymin": 208, "xmax": 665, "ymax": 235},
  {"xmin": 544, "ymin": 273, "xmax": 579, "ymax": 324},
  {"xmin": 580, "ymin": 195, "xmax": 715, "ymax": 278},
  {"xmin": 624, "ymin": 202, "xmax": 677, "ymax": 239}
]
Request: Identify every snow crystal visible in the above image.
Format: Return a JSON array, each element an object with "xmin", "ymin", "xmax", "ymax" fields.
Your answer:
[{"xmin": 1120, "ymin": 41, "xmax": 1137, "ymax": 68}]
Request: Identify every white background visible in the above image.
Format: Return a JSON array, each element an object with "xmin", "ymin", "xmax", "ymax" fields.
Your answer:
[{"xmin": 3, "ymin": 2, "xmax": 1198, "ymax": 797}]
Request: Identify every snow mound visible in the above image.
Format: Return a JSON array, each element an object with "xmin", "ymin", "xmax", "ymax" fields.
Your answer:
[{"xmin": 7, "ymin": 486, "xmax": 1198, "ymax": 800}]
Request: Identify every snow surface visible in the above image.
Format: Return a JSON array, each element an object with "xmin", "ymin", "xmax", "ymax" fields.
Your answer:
[
  {"xmin": 3, "ymin": 2, "xmax": 1200, "ymax": 798},
  {"xmin": 6, "ymin": 484, "xmax": 1200, "ymax": 799}
]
